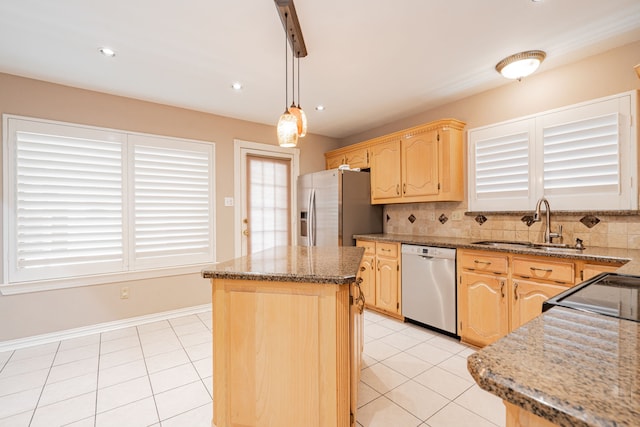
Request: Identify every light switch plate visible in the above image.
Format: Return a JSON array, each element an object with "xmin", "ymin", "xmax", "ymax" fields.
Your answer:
[{"xmin": 224, "ymin": 197, "xmax": 234, "ymax": 207}]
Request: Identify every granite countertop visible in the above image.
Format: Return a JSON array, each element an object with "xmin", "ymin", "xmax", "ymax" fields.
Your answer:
[
  {"xmin": 353, "ymin": 233, "xmax": 640, "ymax": 274},
  {"xmin": 201, "ymin": 245, "xmax": 364, "ymax": 285},
  {"xmin": 467, "ymin": 306, "xmax": 640, "ymax": 427}
]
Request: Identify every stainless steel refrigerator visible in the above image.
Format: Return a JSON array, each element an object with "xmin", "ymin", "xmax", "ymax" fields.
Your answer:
[{"xmin": 297, "ymin": 169, "xmax": 382, "ymax": 246}]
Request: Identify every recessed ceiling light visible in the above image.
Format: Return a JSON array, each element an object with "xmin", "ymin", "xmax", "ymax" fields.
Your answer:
[
  {"xmin": 315, "ymin": 105, "xmax": 325, "ymax": 111},
  {"xmin": 98, "ymin": 47, "xmax": 116, "ymax": 57},
  {"xmin": 231, "ymin": 82, "xmax": 243, "ymax": 91}
]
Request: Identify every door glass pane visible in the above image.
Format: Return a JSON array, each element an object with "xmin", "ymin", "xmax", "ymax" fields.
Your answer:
[{"xmin": 246, "ymin": 155, "xmax": 291, "ymax": 253}]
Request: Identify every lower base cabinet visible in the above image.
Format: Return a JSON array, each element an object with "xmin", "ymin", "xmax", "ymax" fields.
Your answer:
[
  {"xmin": 458, "ymin": 249, "xmax": 624, "ymax": 347},
  {"xmin": 356, "ymin": 239, "xmax": 402, "ymax": 319},
  {"xmin": 211, "ymin": 278, "xmax": 361, "ymax": 427}
]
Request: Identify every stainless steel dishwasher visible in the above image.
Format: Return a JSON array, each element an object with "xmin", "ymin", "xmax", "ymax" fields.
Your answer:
[{"xmin": 401, "ymin": 244, "xmax": 457, "ymax": 335}]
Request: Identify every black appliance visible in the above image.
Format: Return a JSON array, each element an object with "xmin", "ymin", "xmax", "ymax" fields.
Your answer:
[{"xmin": 543, "ymin": 272, "xmax": 640, "ymax": 322}]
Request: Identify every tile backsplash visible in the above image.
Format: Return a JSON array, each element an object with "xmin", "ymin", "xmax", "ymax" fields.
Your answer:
[{"xmin": 383, "ymin": 202, "xmax": 640, "ymax": 250}]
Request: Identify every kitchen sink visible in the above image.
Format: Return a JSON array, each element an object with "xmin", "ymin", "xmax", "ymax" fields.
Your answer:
[{"xmin": 472, "ymin": 240, "xmax": 584, "ymax": 253}]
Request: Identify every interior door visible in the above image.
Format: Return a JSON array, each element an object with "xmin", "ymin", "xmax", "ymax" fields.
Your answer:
[{"xmin": 235, "ymin": 140, "xmax": 299, "ymax": 257}]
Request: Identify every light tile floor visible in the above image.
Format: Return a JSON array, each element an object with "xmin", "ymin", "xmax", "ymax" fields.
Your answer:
[{"xmin": 0, "ymin": 309, "xmax": 504, "ymax": 427}]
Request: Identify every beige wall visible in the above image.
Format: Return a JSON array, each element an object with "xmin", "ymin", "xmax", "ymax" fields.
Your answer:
[
  {"xmin": 343, "ymin": 41, "xmax": 640, "ymax": 250},
  {"xmin": 342, "ymin": 40, "xmax": 640, "ymax": 144},
  {"xmin": 0, "ymin": 73, "xmax": 339, "ymax": 341}
]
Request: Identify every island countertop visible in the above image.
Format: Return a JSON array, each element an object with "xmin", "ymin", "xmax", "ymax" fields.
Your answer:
[
  {"xmin": 201, "ymin": 245, "xmax": 364, "ymax": 284},
  {"xmin": 467, "ymin": 306, "xmax": 640, "ymax": 427}
]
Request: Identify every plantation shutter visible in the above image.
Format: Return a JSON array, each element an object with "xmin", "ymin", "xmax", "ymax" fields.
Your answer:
[
  {"xmin": 543, "ymin": 113, "xmax": 619, "ymax": 195},
  {"xmin": 131, "ymin": 135, "xmax": 214, "ymax": 268},
  {"xmin": 10, "ymin": 124, "xmax": 125, "ymax": 282}
]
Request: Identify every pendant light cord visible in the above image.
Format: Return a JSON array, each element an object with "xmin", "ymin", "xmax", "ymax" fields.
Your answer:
[
  {"xmin": 284, "ymin": 13, "xmax": 288, "ymax": 110},
  {"xmin": 297, "ymin": 53, "xmax": 301, "ymax": 107},
  {"xmin": 290, "ymin": 35, "xmax": 295, "ymax": 107}
]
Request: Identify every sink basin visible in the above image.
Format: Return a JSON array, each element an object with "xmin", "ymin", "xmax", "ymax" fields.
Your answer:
[
  {"xmin": 472, "ymin": 241, "xmax": 535, "ymax": 250},
  {"xmin": 472, "ymin": 240, "xmax": 584, "ymax": 253}
]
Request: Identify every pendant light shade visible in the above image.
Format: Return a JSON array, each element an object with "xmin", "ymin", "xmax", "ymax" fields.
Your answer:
[
  {"xmin": 277, "ymin": 110, "xmax": 299, "ymax": 147},
  {"xmin": 289, "ymin": 105, "xmax": 307, "ymax": 137},
  {"xmin": 496, "ymin": 50, "xmax": 546, "ymax": 80}
]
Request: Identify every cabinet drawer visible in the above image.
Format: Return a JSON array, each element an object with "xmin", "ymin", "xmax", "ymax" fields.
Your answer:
[
  {"xmin": 356, "ymin": 240, "xmax": 376, "ymax": 254},
  {"xmin": 512, "ymin": 257, "xmax": 574, "ymax": 284},
  {"xmin": 376, "ymin": 242, "xmax": 398, "ymax": 258},
  {"xmin": 459, "ymin": 251, "xmax": 508, "ymax": 274}
]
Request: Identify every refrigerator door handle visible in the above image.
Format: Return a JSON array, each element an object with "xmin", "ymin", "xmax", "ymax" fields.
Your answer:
[{"xmin": 310, "ymin": 188, "xmax": 317, "ymax": 246}]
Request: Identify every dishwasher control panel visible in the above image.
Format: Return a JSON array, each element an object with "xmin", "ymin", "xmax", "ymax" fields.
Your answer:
[{"xmin": 401, "ymin": 244, "xmax": 456, "ymax": 259}]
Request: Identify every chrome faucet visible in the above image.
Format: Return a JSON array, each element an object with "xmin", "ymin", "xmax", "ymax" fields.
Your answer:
[{"xmin": 534, "ymin": 197, "xmax": 563, "ymax": 244}]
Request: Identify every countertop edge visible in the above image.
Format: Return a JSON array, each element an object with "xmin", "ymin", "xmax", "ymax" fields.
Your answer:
[{"xmin": 353, "ymin": 233, "xmax": 635, "ymax": 268}]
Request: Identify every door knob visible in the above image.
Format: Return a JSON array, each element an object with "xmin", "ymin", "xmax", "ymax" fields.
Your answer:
[{"xmin": 242, "ymin": 229, "xmax": 249, "ymax": 236}]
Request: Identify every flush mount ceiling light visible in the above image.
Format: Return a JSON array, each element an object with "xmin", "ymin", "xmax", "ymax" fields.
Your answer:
[
  {"xmin": 231, "ymin": 82, "xmax": 243, "ymax": 91},
  {"xmin": 274, "ymin": 0, "xmax": 308, "ymax": 147},
  {"xmin": 495, "ymin": 50, "xmax": 546, "ymax": 80},
  {"xmin": 98, "ymin": 47, "xmax": 116, "ymax": 57}
]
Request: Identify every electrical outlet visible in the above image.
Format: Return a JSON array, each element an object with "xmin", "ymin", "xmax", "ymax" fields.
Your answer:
[
  {"xmin": 451, "ymin": 210, "xmax": 463, "ymax": 221},
  {"xmin": 427, "ymin": 211, "xmax": 436, "ymax": 221},
  {"xmin": 120, "ymin": 287, "xmax": 129, "ymax": 299},
  {"xmin": 224, "ymin": 197, "xmax": 234, "ymax": 207}
]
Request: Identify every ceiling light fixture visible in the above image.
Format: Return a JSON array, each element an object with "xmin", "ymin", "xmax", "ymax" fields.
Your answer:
[
  {"xmin": 495, "ymin": 50, "xmax": 546, "ymax": 80},
  {"xmin": 231, "ymin": 82, "xmax": 243, "ymax": 91},
  {"xmin": 98, "ymin": 47, "xmax": 116, "ymax": 57},
  {"xmin": 274, "ymin": 0, "xmax": 308, "ymax": 146},
  {"xmin": 315, "ymin": 105, "xmax": 325, "ymax": 111},
  {"xmin": 276, "ymin": 12, "xmax": 299, "ymax": 148}
]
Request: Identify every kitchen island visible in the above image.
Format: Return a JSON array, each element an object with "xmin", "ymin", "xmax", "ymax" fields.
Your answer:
[
  {"xmin": 202, "ymin": 246, "xmax": 365, "ymax": 427},
  {"xmin": 468, "ymin": 306, "xmax": 640, "ymax": 427}
]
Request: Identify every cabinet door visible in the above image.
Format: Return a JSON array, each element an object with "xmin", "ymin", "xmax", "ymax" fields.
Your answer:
[
  {"xmin": 376, "ymin": 256, "xmax": 399, "ymax": 314},
  {"xmin": 326, "ymin": 153, "xmax": 344, "ymax": 170},
  {"xmin": 358, "ymin": 254, "xmax": 376, "ymax": 307},
  {"xmin": 370, "ymin": 140, "xmax": 401, "ymax": 202},
  {"xmin": 459, "ymin": 272, "xmax": 508, "ymax": 347},
  {"xmin": 345, "ymin": 148, "xmax": 369, "ymax": 169},
  {"xmin": 402, "ymin": 131, "xmax": 438, "ymax": 197},
  {"xmin": 511, "ymin": 280, "xmax": 568, "ymax": 330}
]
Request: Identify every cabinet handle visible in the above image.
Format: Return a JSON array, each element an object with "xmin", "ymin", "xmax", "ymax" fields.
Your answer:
[
  {"xmin": 474, "ymin": 260, "xmax": 492, "ymax": 266},
  {"xmin": 514, "ymin": 282, "xmax": 519, "ymax": 300},
  {"xmin": 377, "ymin": 260, "xmax": 380, "ymax": 271},
  {"xmin": 500, "ymin": 281, "xmax": 505, "ymax": 298},
  {"xmin": 360, "ymin": 266, "xmax": 366, "ymax": 272},
  {"xmin": 530, "ymin": 267, "xmax": 553, "ymax": 273},
  {"xmin": 381, "ymin": 248, "xmax": 391, "ymax": 252},
  {"xmin": 403, "ymin": 183, "xmax": 406, "ymax": 194},
  {"xmin": 396, "ymin": 184, "xmax": 400, "ymax": 195}
]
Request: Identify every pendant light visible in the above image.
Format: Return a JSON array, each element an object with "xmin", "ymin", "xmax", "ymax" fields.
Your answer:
[
  {"xmin": 288, "ymin": 53, "xmax": 307, "ymax": 137},
  {"xmin": 276, "ymin": 12, "xmax": 299, "ymax": 148}
]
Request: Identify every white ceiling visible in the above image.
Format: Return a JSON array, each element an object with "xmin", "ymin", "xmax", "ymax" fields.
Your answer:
[{"xmin": 1, "ymin": 0, "xmax": 639, "ymax": 139}]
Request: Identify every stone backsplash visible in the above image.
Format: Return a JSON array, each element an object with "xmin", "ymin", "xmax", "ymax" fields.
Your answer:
[{"xmin": 383, "ymin": 202, "xmax": 640, "ymax": 250}]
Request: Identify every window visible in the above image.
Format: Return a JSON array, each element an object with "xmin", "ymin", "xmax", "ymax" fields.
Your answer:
[
  {"xmin": 2, "ymin": 116, "xmax": 215, "ymax": 293},
  {"xmin": 246, "ymin": 155, "xmax": 292, "ymax": 253},
  {"xmin": 468, "ymin": 91, "xmax": 637, "ymax": 211}
]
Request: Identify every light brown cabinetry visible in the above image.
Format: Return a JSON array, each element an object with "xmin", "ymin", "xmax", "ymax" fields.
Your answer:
[
  {"xmin": 356, "ymin": 239, "xmax": 402, "ymax": 318},
  {"xmin": 325, "ymin": 146, "xmax": 370, "ymax": 170},
  {"xmin": 211, "ymin": 277, "xmax": 361, "ymax": 427},
  {"xmin": 458, "ymin": 249, "xmax": 625, "ymax": 347},
  {"xmin": 370, "ymin": 120, "xmax": 465, "ymax": 204},
  {"xmin": 370, "ymin": 140, "xmax": 402, "ymax": 201},
  {"xmin": 356, "ymin": 240, "xmax": 376, "ymax": 306},
  {"xmin": 458, "ymin": 250, "xmax": 510, "ymax": 347},
  {"xmin": 324, "ymin": 119, "xmax": 465, "ymax": 204}
]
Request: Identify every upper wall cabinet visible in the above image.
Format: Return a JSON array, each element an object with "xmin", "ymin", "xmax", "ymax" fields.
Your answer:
[
  {"xmin": 326, "ymin": 119, "xmax": 465, "ymax": 204},
  {"xmin": 370, "ymin": 119, "xmax": 466, "ymax": 204},
  {"xmin": 468, "ymin": 90, "xmax": 638, "ymax": 212},
  {"xmin": 325, "ymin": 146, "xmax": 370, "ymax": 170}
]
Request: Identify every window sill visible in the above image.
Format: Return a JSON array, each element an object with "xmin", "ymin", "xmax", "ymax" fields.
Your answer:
[{"xmin": 0, "ymin": 263, "xmax": 216, "ymax": 295}]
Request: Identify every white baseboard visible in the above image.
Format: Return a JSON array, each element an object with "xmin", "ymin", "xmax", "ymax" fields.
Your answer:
[{"xmin": 0, "ymin": 304, "xmax": 212, "ymax": 353}]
